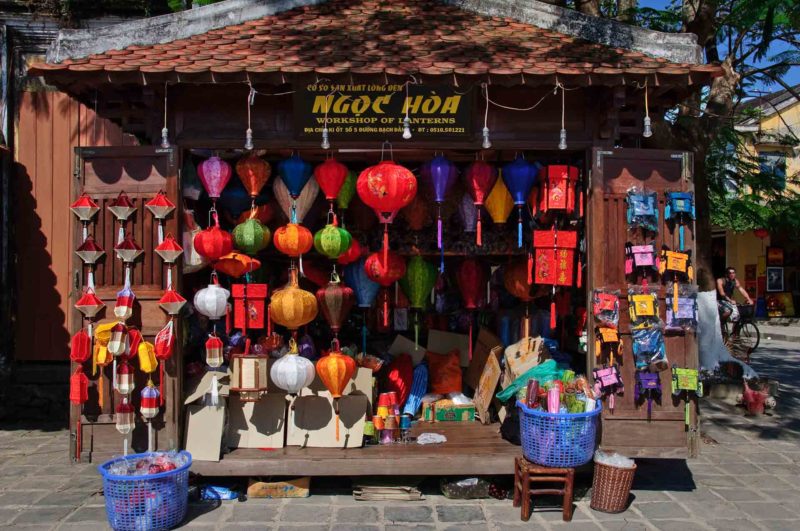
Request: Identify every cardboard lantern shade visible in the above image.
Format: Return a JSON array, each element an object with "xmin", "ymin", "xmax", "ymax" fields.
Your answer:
[
  {"xmin": 270, "ymin": 339, "xmax": 315, "ymax": 395},
  {"xmin": 269, "ymin": 268, "xmax": 318, "ymax": 331},
  {"xmin": 337, "ymin": 170, "xmax": 357, "ymax": 210},
  {"xmin": 233, "ymin": 217, "xmax": 271, "ymax": 255},
  {"xmin": 213, "ymin": 252, "xmax": 261, "ymax": 278},
  {"xmin": 502, "ymin": 156, "xmax": 538, "ymax": 247},
  {"xmin": 273, "ymin": 176, "xmax": 319, "ymax": 224},
  {"xmin": 464, "ymin": 160, "xmax": 498, "ymax": 246},
  {"xmin": 155, "ymin": 234, "xmax": 183, "ymax": 263},
  {"xmin": 145, "ymin": 190, "xmax": 176, "ymax": 219},
  {"xmin": 198, "ymin": 156, "xmax": 232, "ymax": 200},
  {"xmin": 357, "ymin": 160, "xmax": 417, "ymax": 265},
  {"xmin": 75, "ymin": 287, "xmax": 105, "ymax": 318},
  {"xmin": 194, "ymin": 280, "xmax": 230, "ymax": 320},
  {"xmin": 140, "ymin": 384, "xmax": 160, "ymax": 420},
  {"xmin": 314, "ymin": 158, "xmax": 349, "ymax": 203},
  {"xmin": 532, "ymin": 165, "xmax": 580, "ymax": 216},
  {"xmin": 70, "ymin": 193, "xmax": 100, "ymax": 222},
  {"xmin": 230, "ymin": 339, "xmax": 269, "ymax": 402},
  {"xmin": 75, "ymin": 235, "xmax": 105, "ymax": 264},
  {"xmin": 205, "ymin": 334, "xmax": 224, "ymax": 368},
  {"xmin": 194, "ymin": 212, "xmax": 233, "ymax": 261},
  {"xmin": 485, "ymin": 177, "xmax": 514, "ymax": 224},
  {"xmin": 232, "ymin": 283, "xmax": 268, "ymax": 331},
  {"xmin": 236, "ymin": 153, "xmax": 271, "ymax": 198},
  {"xmin": 115, "ymin": 361, "xmax": 135, "ymax": 395},
  {"xmin": 114, "ymin": 234, "xmax": 144, "ymax": 263},
  {"xmin": 274, "ymin": 224, "xmax": 313, "ymax": 257},
  {"xmin": 314, "ymin": 224, "xmax": 352, "ymax": 260},
  {"xmin": 114, "ymin": 285, "xmax": 136, "ymax": 322},
  {"xmin": 316, "ymin": 343, "xmax": 356, "ymax": 441},
  {"xmin": 159, "ymin": 288, "xmax": 187, "ymax": 315},
  {"xmin": 337, "ymin": 238, "xmax": 362, "ymax": 266},
  {"xmin": 316, "ymin": 273, "xmax": 354, "ymax": 335},
  {"xmin": 344, "ymin": 257, "xmax": 380, "ymax": 309},
  {"xmin": 115, "ymin": 399, "xmax": 135, "ymax": 435}
]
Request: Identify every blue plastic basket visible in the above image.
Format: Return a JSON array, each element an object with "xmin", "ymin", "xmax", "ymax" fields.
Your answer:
[
  {"xmin": 517, "ymin": 401, "xmax": 601, "ymax": 468},
  {"xmin": 98, "ymin": 451, "xmax": 191, "ymax": 531}
]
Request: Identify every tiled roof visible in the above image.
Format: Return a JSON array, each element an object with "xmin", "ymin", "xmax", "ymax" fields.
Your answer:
[{"xmin": 29, "ymin": 0, "xmax": 721, "ymax": 86}]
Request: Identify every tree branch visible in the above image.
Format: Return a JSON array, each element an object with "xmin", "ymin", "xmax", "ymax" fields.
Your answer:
[{"xmin": 761, "ymin": 72, "xmax": 800, "ymax": 103}]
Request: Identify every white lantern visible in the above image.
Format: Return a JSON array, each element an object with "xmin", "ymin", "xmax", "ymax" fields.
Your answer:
[
  {"xmin": 270, "ymin": 339, "xmax": 315, "ymax": 395},
  {"xmin": 182, "ymin": 210, "xmax": 210, "ymax": 274},
  {"xmin": 193, "ymin": 281, "xmax": 230, "ymax": 320}
]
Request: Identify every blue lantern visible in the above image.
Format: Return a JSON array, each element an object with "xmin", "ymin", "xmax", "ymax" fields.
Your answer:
[
  {"xmin": 502, "ymin": 156, "xmax": 539, "ymax": 247},
  {"xmin": 278, "ymin": 154, "xmax": 313, "ymax": 199},
  {"xmin": 218, "ymin": 179, "xmax": 251, "ymax": 219},
  {"xmin": 344, "ymin": 256, "xmax": 380, "ymax": 354}
]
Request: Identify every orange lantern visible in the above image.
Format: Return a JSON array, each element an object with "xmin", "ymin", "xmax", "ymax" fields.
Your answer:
[
  {"xmin": 316, "ymin": 341, "xmax": 356, "ymax": 441},
  {"xmin": 273, "ymin": 224, "xmax": 313, "ymax": 258},
  {"xmin": 269, "ymin": 268, "xmax": 318, "ymax": 331},
  {"xmin": 485, "ymin": 176, "xmax": 514, "ymax": 224},
  {"xmin": 236, "ymin": 153, "xmax": 271, "ymax": 199},
  {"xmin": 213, "ymin": 252, "xmax": 261, "ymax": 278}
]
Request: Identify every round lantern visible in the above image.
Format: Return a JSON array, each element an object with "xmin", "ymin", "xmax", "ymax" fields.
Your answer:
[
  {"xmin": 75, "ymin": 235, "xmax": 105, "ymax": 264},
  {"xmin": 365, "ymin": 251, "xmax": 406, "ymax": 287},
  {"xmin": 316, "ymin": 341, "xmax": 356, "ymax": 441},
  {"xmin": 316, "ymin": 272, "xmax": 355, "ymax": 335},
  {"xmin": 269, "ymin": 268, "xmax": 318, "ymax": 331},
  {"xmin": 399, "ymin": 256, "xmax": 437, "ymax": 310},
  {"xmin": 314, "ymin": 158, "xmax": 349, "ymax": 203},
  {"xmin": 314, "ymin": 224, "xmax": 352, "ymax": 260},
  {"xmin": 218, "ymin": 180, "xmax": 252, "ymax": 219},
  {"xmin": 155, "ymin": 233, "xmax": 183, "ymax": 263},
  {"xmin": 193, "ymin": 278, "xmax": 230, "ymax": 320},
  {"xmin": 115, "ymin": 399, "xmax": 135, "ymax": 435},
  {"xmin": 193, "ymin": 212, "xmax": 233, "ymax": 261},
  {"xmin": 237, "ymin": 203, "xmax": 273, "ymax": 225},
  {"xmin": 115, "ymin": 361, "xmax": 135, "ymax": 395},
  {"xmin": 270, "ymin": 339, "xmax": 315, "ymax": 395},
  {"xmin": 278, "ymin": 154, "xmax": 313, "ymax": 198},
  {"xmin": 337, "ymin": 238, "xmax": 363, "ymax": 266},
  {"xmin": 337, "ymin": 170, "xmax": 357, "ymax": 210},
  {"xmin": 456, "ymin": 259, "xmax": 489, "ymax": 310},
  {"xmin": 236, "ymin": 153, "xmax": 271, "ymax": 198},
  {"xmin": 344, "ymin": 257, "xmax": 380, "ymax": 308},
  {"xmin": 205, "ymin": 334, "xmax": 224, "ymax": 368},
  {"xmin": 753, "ymin": 228, "xmax": 769, "ymax": 240},
  {"xmin": 485, "ymin": 177, "xmax": 514, "ymax": 224},
  {"xmin": 233, "ymin": 217, "xmax": 271, "ymax": 255},
  {"xmin": 274, "ymin": 224, "xmax": 313, "ymax": 257},
  {"xmin": 140, "ymin": 384, "xmax": 160, "ymax": 420},
  {"xmin": 198, "ymin": 156, "xmax": 232, "ymax": 200},
  {"xmin": 464, "ymin": 160, "xmax": 498, "ymax": 246},
  {"xmin": 503, "ymin": 260, "xmax": 535, "ymax": 302},
  {"xmin": 213, "ymin": 252, "xmax": 261, "ymax": 278}
]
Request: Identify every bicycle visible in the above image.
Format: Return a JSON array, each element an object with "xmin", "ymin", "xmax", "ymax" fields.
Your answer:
[{"xmin": 722, "ymin": 304, "xmax": 760, "ymax": 363}]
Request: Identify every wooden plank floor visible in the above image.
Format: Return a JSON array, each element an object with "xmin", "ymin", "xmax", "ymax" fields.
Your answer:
[{"xmin": 191, "ymin": 422, "xmax": 520, "ymax": 476}]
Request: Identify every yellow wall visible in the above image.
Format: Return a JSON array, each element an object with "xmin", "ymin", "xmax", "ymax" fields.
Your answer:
[
  {"xmin": 749, "ymin": 100, "xmax": 800, "ymax": 192},
  {"xmin": 725, "ymin": 230, "xmax": 768, "ymax": 299}
]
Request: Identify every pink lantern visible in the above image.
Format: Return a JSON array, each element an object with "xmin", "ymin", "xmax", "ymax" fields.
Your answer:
[
  {"xmin": 198, "ymin": 156, "xmax": 232, "ymax": 200},
  {"xmin": 115, "ymin": 361, "xmax": 135, "ymax": 395},
  {"xmin": 114, "ymin": 234, "xmax": 144, "ymax": 263},
  {"xmin": 159, "ymin": 288, "xmax": 186, "ymax": 315},
  {"xmin": 75, "ymin": 288, "xmax": 105, "ymax": 318},
  {"xmin": 155, "ymin": 234, "xmax": 183, "ymax": 263},
  {"xmin": 70, "ymin": 193, "xmax": 100, "ymax": 222},
  {"xmin": 75, "ymin": 236, "xmax": 105, "ymax": 264}
]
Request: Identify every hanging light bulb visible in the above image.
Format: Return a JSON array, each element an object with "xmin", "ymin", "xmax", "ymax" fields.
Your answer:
[
  {"xmin": 558, "ymin": 83, "xmax": 568, "ymax": 150},
  {"xmin": 642, "ymin": 82, "xmax": 653, "ymax": 138},
  {"xmin": 244, "ymin": 84, "xmax": 255, "ymax": 151},
  {"xmin": 482, "ymin": 83, "xmax": 491, "ymax": 149},
  {"xmin": 245, "ymin": 128, "xmax": 254, "ymax": 150},
  {"xmin": 402, "ymin": 116, "xmax": 412, "ymax": 140},
  {"xmin": 321, "ymin": 125, "xmax": 331, "ymax": 149},
  {"xmin": 160, "ymin": 83, "xmax": 170, "ymax": 149},
  {"xmin": 559, "ymin": 128, "xmax": 567, "ymax": 150},
  {"xmin": 482, "ymin": 126, "xmax": 492, "ymax": 149}
]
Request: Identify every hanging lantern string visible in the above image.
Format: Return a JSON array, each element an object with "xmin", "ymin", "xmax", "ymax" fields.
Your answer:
[{"xmin": 245, "ymin": 82, "xmax": 255, "ymax": 150}]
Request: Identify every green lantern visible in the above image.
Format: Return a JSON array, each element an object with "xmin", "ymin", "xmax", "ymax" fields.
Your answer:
[
  {"xmin": 336, "ymin": 170, "xmax": 357, "ymax": 210},
  {"xmin": 400, "ymin": 256, "xmax": 437, "ymax": 309},
  {"xmin": 314, "ymin": 224, "xmax": 352, "ymax": 260},
  {"xmin": 232, "ymin": 218, "xmax": 271, "ymax": 255}
]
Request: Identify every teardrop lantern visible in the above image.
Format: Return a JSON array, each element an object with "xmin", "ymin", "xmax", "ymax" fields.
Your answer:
[
  {"xmin": 236, "ymin": 153, "xmax": 271, "ymax": 200},
  {"xmin": 159, "ymin": 288, "xmax": 187, "ymax": 315},
  {"xmin": 502, "ymin": 156, "xmax": 539, "ymax": 247},
  {"xmin": 456, "ymin": 259, "xmax": 489, "ymax": 361},
  {"xmin": 75, "ymin": 235, "xmax": 105, "ymax": 264},
  {"xmin": 400, "ymin": 256, "xmax": 437, "ymax": 310},
  {"xmin": 198, "ymin": 156, "xmax": 232, "ymax": 201},
  {"xmin": 316, "ymin": 271, "xmax": 355, "ymax": 336},
  {"xmin": 314, "ymin": 158, "xmax": 349, "ymax": 205},
  {"xmin": 154, "ymin": 234, "xmax": 183, "ymax": 263},
  {"xmin": 344, "ymin": 257, "xmax": 380, "ymax": 309},
  {"xmin": 426, "ymin": 155, "xmax": 458, "ymax": 271},
  {"xmin": 273, "ymin": 176, "xmax": 319, "ymax": 224},
  {"xmin": 314, "ymin": 224, "xmax": 352, "ymax": 260},
  {"xmin": 269, "ymin": 268, "xmax": 319, "ymax": 331},
  {"xmin": 464, "ymin": 160, "xmax": 498, "ymax": 246},
  {"xmin": 193, "ymin": 211, "xmax": 233, "ymax": 261},
  {"xmin": 278, "ymin": 154, "xmax": 313, "ymax": 198},
  {"xmin": 458, "ymin": 193, "xmax": 478, "ymax": 233},
  {"xmin": 337, "ymin": 170, "xmax": 357, "ymax": 210},
  {"xmin": 270, "ymin": 338, "xmax": 315, "ymax": 395},
  {"xmin": 193, "ymin": 277, "xmax": 230, "ymax": 320},
  {"xmin": 205, "ymin": 334, "xmax": 224, "ymax": 368},
  {"xmin": 485, "ymin": 176, "xmax": 514, "ymax": 224},
  {"xmin": 232, "ymin": 217, "xmax": 271, "ymax": 255}
]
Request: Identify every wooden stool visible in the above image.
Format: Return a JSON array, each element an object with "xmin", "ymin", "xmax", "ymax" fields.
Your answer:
[{"xmin": 513, "ymin": 456, "xmax": 575, "ymax": 522}]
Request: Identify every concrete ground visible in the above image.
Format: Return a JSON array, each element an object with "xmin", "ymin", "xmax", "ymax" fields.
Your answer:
[{"xmin": 0, "ymin": 338, "xmax": 797, "ymax": 530}]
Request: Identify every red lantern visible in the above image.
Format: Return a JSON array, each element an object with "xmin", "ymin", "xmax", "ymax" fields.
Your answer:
[
  {"xmin": 753, "ymin": 228, "xmax": 769, "ymax": 240},
  {"xmin": 69, "ymin": 367, "xmax": 88, "ymax": 405},
  {"xmin": 237, "ymin": 203, "xmax": 274, "ymax": 225},
  {"xmin": 70, "ymin": 193, "xmax": 100, "ymax": 222},
  {"xmin": 154, "ymin": 320, "xmax": 174, "ymax": 406},
  {"xmin": 115, "ymin": 361, "xmax": 135, "ymax": 395},
  {"xmin": 531, "ymin": 165, "xmax": 580, "ymax": 216},
  {"xmin": 273, "ymin": 224, "xmax": 313, "ymax": 257},
  {"xmin": 364, "ymin": 251, "xmax": 407, "ymax": 287},
  {"xmin": 70, "ymin": 329, "xmax": 91, "ymax": 363},
  {"xmin": 316, "ymin": 273, "xmax": 355, "ymax": 336},
  {"xmin": 155, "ymin": 234, "xmax": 183, "ymax": 263},
  {"xmin": 159, "ymin": 288, "xmax": 187, "ymax": 315},
  {"xmin": 314, "ymin": 158, "xmax": 349, "ymax": 202},
  {"xmin": 464, "ymin": 161, "xmax": 498, "ymax": 246},
  {"xmin": 145, "ymin": 190, "xmax": 176, "ymax": 243},
  {"xmin": 232, "ymin": 283, "xmax": 268, "ymax": 331},
  {"xmin": 236, "ymin": 153, "xmax": 271, "ymax": 198},
  {"xmin": 108, "ymin": 191, "xmax": 137, "ymax": 222},
  {"xmin": 75, "ymin": 287, "xmax": 105, "ymax": 318},
  {"xmin": 504, "ymin": 260, "xmax": 536, "ymax": 302},
  {"xmin": 456, "ymin": 259, "xmax": 489, "ymax": 310},
  {"xmin": 194, "ymin": 211, "xmax": 233, "ymax": 261},
  {"xmin": 337, "ymin": 238, "xmax": 363, "ymax": 266},
  {"xmin": 75, "ymin": 236, "xmax": 105, "ymax": 264},
  {"xmin": 114, "ymin": 233, "xmax": 144, "ymax": 263}
]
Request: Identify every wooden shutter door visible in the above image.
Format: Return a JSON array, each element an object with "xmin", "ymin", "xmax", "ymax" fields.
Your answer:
[
  {"xmin": 588, "ymin": 148, "xmax": 699, "ymax": 458},
  {"xmin": 71, "ymin": 146, "xmax": 181, "ymax": 461}
]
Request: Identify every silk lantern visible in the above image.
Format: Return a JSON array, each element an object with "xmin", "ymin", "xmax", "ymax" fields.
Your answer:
[
  {"xmin": 337, "ymin": 170, "xmax": 357, "ymax": 210},
  {"xmin": 456, "ymin": 259, "xmax": 489, "ymax": 360},
  {"xmin": 236, "ymin": 153, "xmax": 271, "ymax": 201},
  {"xmin": 218, "ymin": 180, "xmax": 252, "ymax": 219},
  {"xmin": 316, "ymin": 341, "xmax": 356, "ymax": 440},
  {"xmin": 145, "ymin": 191, "xmax": 176, "ymax": 243},
  {"xmin": 237, "ymin": 203, "xmax": 273, "ymax": 225},
  {"xmin": 503, "ymin": 260, "xmax": 535, "ymax": 302},
  {"xmin": 314, "ymin": 224, "xmax": 352, "ymax": 260},
  {"xmin": 485, "ymin": 177, "xmax": 514, "ymax": 224},
  {"xmin": 458, "ymin": 193, "xmax": 478, "ymax": 233},
  {"xmin": 75, "ymin": 287, "xmax": 105, "ymax": 318},
  {"xmin": 278, "ymin": 154, "xmax": 313, "ymax": 223},
  {"xmin": 194, "ymin": 211, "xmax": 233, "ymax": 261},
  {"xmin": 159, "ymin": 288, "xmax": 186, "ymax": 315},
  {"xmin": 273, "ymin": 175, "xmax": 319, "ymax": 224},
  {"xmin": 233, "ymin": 217, "xmax": 271, "ymax": 255},
  {"xmin": 75, "ymin": 235, "xmax": 105, "ymax": 264},
  {"xmin": 314, "ymin": 158, "xmax": 348, "ymax": 206},
  {"xmin": 213, "ymin": 252, "xmax": 261, "ymax": 278},
  {"xmin": 269, "ymin": 268, "xmax": 318, "ymax": 331},
  {"xmin": 198, "ymin": 156, "xmax": 232, "ymax": 202},
  {"xmin": 194, "ymin": 278, "xmax": 230, "ymax": 320},
  {"xmin": 400, "ymin": 256, "xmax": 437, "ymax": 345},
  {"xmin": 270, "ymin": 338, "xmax": 315, "ymax": 395},
  {"xmin": 356, "ymin": 160, "xmax": 417, "ymax": 265},
  {"xmin": 337, "ymin": 238, "xmax": 362, "ymax": 266},
  {"xmin": 274, "ymin": 224, "xmax": 313, "ymax": 274},
  {"xmin": 502, "ymin": 156, "xmax": 538, "ymax": 247},
  {"xmin": 426, "ymin": 155, "xmax": 458, "ymax": 270},
  {"xmin": 464, "ymin": 160, "xmax": 497, "ymax": 245},
  {"xmin": 365, "ymin": 250, "xmax": 406, "ymax": 327},
  {"xmin": 316, "ymin": 271, "xmax": 355, "ymax": 336}
]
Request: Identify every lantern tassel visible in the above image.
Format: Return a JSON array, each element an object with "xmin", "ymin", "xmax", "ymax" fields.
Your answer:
[
  {"xmin": 673, "ymin": 282, "xmax": 679, "ymax": 314},
  {"xmin": 82, "ymin": 223, "xmax": 88, "ymax": 242},
  {"xmin": 476, "ymin": 210, "xmax": 482, "ymax": 246},
  {"xmin": 550, "ymin": 300, "xmax": 556, "ymax": 331},
  {"xmin": 98, "ymin": 374, "xmax": 104, "ymax": 411},
  {"xmin": 577, "ymin": 257, "xmax": 583, "ymax": 288},
  {"xmin": 517, "ymin": 216, "xmax": 523, "ymax": 248},
  {"xmin": 383, "ymin": 290, "xmax": 389, "ymax": 328},
  {"xmin": 76, "ymin": 417, "xmax": 81, "ymax": 462},
  {"xmin": 112, "ymin": 358, "xmax": 118, "ymax": 392},
  {"xmin": 167, "ymin": 267, "xmax": 173, "ymax": 290},
  {"xmin": 647, "ymin": 397, "xmax": 652, "ymax": 421},
  {"xmin": 527, "ymin": 252, "xmax": 533, "ymax": 285},
  {"xmin": 679, "ymin": 224, "xmax": 685, "ymax": 251},
  {"xmin": 437, "ymin": 207, "xmax": 442, "ymax": 250},
  {"xmin": 158, "ymin": 223, "xmax": 164, "ymax": 245},
  {"xmin": 118, "ymin": 224, "xmax": 124, "ymax": 245},
  {"xmin": 362, "ymin": 317, "xmax": 367, "ymax": 355},
  {"xmin": 299, "ymin": 254, "xmax": 305, "ymax": 277},
  {"xmin": 148, "ymin": 422, "xmax": 154, "ymax": 453},
  {"xmin": 383, "ymin": 224, "xmax": 389, "ymax": 268},
  {"xmin": 610, "ymin": 393, "xmax": 615, "ymax": 414},
  {"xmin": 88, "ymin": 269, "xmax": 95, "ymax": 290},
  {"xmin": 123, "ymin": 436, "xmax": 128, "ymax": 457},
  {"xmin": 291, "ymin": 201, "xmax": 297, "ymax": 224},
  {"xmin": 414, "ymin": 314, "xmax": 419, "ymax": 348},
  {"xmin": 210, "ymin": 373, "xmax": 219, "ymax": 406},
  {"xmin": 468, "ymin": 317, "xmax": 473, "ymax": 361}
]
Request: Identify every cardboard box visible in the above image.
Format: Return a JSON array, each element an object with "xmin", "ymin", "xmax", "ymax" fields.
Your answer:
[
  {"xmin": 225, "ymin": 394, "xmax": 287, "ymax": 449},
  {"xmin": 473, "ymin": 352, "xmax": 502, "ymax": 424},
  {"xmin": 286, "ymin": 394, "xmax": 368, "ymax": 448},
  {"xmin": 465, "ymin": 327, "xmax": 503, "ymax": 390},
  {"xmin": 184, "ymin": 404, "xmax": 225, "ymax": 462},
  {"xmin": 247, "ymin": 477, "xmax": 310, "ymax": 498},
  {"xmin": 422, "ymin": 400, "xmax": 476, "ymax": 422}
]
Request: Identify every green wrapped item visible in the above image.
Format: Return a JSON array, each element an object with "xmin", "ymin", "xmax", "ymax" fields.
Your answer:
[
  {"xmin": 563, "ymin": 392, "xmax": 585, "ymax": 413},
  {"xmin": 496, "ymin": 360, "xmax": 563, "ymax": 403},
  {"xmin": 562, "ymin": 370, "xmax": 576, "ymax": 384}
]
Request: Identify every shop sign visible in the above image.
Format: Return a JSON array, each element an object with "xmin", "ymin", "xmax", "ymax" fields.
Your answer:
[{"xmin": 294, "ymin": 83, "xmax": 472, "ymax": 139}]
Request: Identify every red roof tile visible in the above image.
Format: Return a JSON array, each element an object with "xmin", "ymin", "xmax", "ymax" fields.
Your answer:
[{"xmin": 29, "ymin": 0, "xmax": 721, "ymax": 85}]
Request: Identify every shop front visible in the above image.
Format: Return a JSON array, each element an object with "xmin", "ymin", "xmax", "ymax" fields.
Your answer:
[{"xmin": 29, "ymin": 0, "xmax": 719, "ymax": 475}]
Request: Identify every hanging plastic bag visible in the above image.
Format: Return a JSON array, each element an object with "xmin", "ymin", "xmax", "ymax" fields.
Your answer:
[
  {"xmin": 631, "ymin": 325, "xmax": 668, "ymax": 371},
  {"xmin": 626, "ymin": 187, "xmax": 659, "ymax": 232},
  {"xmin": 627, "ymin": 286, "xmax": 661, "ymax": 329},
  {"xmin": 666, "ymin": 285, "xmax": 698, "ymax": 331},
  {"xmin": 592, "ymin": 288, "xmax": 620, "ymax": 328}
]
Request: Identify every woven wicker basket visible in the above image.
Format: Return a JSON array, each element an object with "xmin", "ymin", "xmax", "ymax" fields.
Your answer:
[{"xmin": 590, "ymin": 461, "xmax": 637, "ymax": 513}]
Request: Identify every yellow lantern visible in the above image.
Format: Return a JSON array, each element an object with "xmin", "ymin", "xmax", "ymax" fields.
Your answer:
[
  {"xmin": 269, "ymin": 268, "xmax": 318, "ymax": 331},
  {"xmin": 485, "ymin": 172, "xmax": 514, "ymax": 224}
]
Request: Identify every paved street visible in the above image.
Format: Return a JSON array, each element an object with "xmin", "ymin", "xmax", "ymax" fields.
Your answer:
[{"xmin": 0, "ymin": 338, "xmax": 797, "ymax": 530}]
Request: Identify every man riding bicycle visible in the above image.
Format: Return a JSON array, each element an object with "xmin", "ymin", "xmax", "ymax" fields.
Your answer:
[{"xmin": 716, "ymin": 266, "xmax": 753, "ymax": 324}]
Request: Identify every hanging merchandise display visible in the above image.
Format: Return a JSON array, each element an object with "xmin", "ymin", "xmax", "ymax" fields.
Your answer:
[
  {"xmin": 154, "ymin": 319, "xmax": 175, "ymax": 405},
  {"xmin": 665, "ymin": 285, "xmax": 698, "ymax": 331},
  {"xmin": 69, "ymin": 327, "xmax": 92, "ymax": 461},
  {"xmin": 592, "ymin": 289, "xmax": 620, "ymax": 328},
  {"xmin": 213, "ymin": 252, "xmax": 261, "ymax": 278},
  {"xmin": 194, "ymin": 211, "xmax": 233, "ymax": 261},
  {"xmin": 631, "ymin": 325, "xmax": 668, "ymax": 371},
  {"xmin": 626, "ymin": 188, "xmax": 659, "ymax": 233},
  {"xmin": 269, "ymin": 267, "xmax": 319, "ymax": 332},
  {"xmin": 314, "ymin": 223, "xmax": 352, "ymax": 260},
  {"xmin": 671, "ymin": 366, "xmax": 703, "ymax": 426},
  {"xmin": 627, "ymin": 287, "xmax": 660, "ymax": 329},
  {"xmin": 316, "ymin": 271, "xmax": 355, "ymax": 337},
  {"xmin": 664, "ymin": 191, "xmax": 695, "ymax": 251},
  {"xmin": 316, "ymin": 340, "xmax": 356, "ymax": 441},
  {"xmin": 594, "ymin": 327, "xmax": 623, "ymax": 366},
  {"xmin": 464, "ymin": 159, "xmax": 498, "ymax": 245},
  {"xmin": 183, "ymin": 209, "xmax": 210, "ymax": 274},
  {"xmin": 592, "ymin": 364, "xmax": 623, "ymax": 413},
  {"xmin": 155, "ymin": 234, "xmax": 183, "ymax": 263},
  {"xmin": 457, "ymin": 193, "xmax": 478, "ymax": 234},
  {"xmin": 484, "ymin": 174, "xmax": 514, "ymax": 224},
  {"xmin": 193, "ymin": 276, "xmax": 231, "ymax": 321},
  {"xmin": 532, "ymin": 165, "xmax": 581, "ymax": 217},
  {"xmin": 70, "ymin": 193, "xmax": 100, "ymax": 241},
  {"xmin": 365, "ymin": 250, "xmax": 407, "ymax": 327},
  {"xmin": 232, "ymin": 216, "xmax": 271, "ymax": 255},
  {"xmin": 75, "ymin": 236, "xmax": 105, "ymax": 265},
  {"xmin": 424, "ymin": 155, "xmax": 458, "ymax": 271},
  {"xmin": 502, "ymin": 155, "xmax": 538, "ymax": 247},
  {"xmin": 356, "ymin": 159, "xmax": 417, "ymax": 265},
  {"xmin": 230, "ymin": 338, "xmax": 269, "ymax": 402},
  {"xmin": 108, "ymin": 192, "xmax": 137, "ymax": 243},
  {"xmin": 114, "ymin": 233, "xmax": 144, "ymax": 265},
  {"xmin": 198, "ymin": 156, "xmax": 233, "ymax": 205},
  {"xmin": 236, "ymin": 153, "xmax": 271, "ymax": 202},
  {"xmin": 533, "ymin": 229, "xmax": 580, "ymax": 329},
  {"xmin": 271, "ymin": 338, "xmax": 315, "ymax": 395},
  {"xmin": 634, "ymin": 371, "xmax": 662, "ymax": 420},
  {"xmin": 624, "ymin": 242, "xmax": 659, "ymax": 283},
  {"xmin": 659, "ymin": 246, "xmax": 694, "ymax": 314},
  {"xmin": 145, "ymin": 191, "xmax": 176, "ymax": 244},
  {"xmin": 75, "ymin": 287, "xmax": 105, "ymax": 318},
  {"xmin": 399, "ymin": 256, "xmax": 437, "ymax": 345},
  {"xmin": 232, "ymin": 283, "xmax": 268, "ymax": 332}
]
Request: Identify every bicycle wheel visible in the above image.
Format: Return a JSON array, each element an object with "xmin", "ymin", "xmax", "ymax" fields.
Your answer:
[{"xmin": 737, "ymin": 322, "xmax": 760, "ymax": 353}]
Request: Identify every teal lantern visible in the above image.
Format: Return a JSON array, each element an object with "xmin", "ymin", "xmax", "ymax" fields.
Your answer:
[
  {"xmin": 233, "ymin": 217, "xmax": 271, "ymax": 255},
  {"xmin": 314, "ymin": 224, "xmax": 352, "ymax": 260}
]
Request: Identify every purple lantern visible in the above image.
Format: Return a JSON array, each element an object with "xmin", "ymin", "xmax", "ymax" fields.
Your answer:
[
  {"xmin": 198, "ymin": 156, "xmax": 232, "ymax": 201},
  {"xmin": 458, "ymin": 193, "xmax": 478, "ymax": 233},
  {"xmin": 426, "ymin": 155, "xmax": 458, "ymax": 272},
  {"xmin": 502, "ymin": 156, "xmax": 539, "ymax": 247}
]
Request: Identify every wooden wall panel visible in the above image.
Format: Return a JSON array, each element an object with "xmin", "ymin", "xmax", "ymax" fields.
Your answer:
[{"xmin": 13, "ymin": 90, "xmax": 135, "ymax": 361}]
